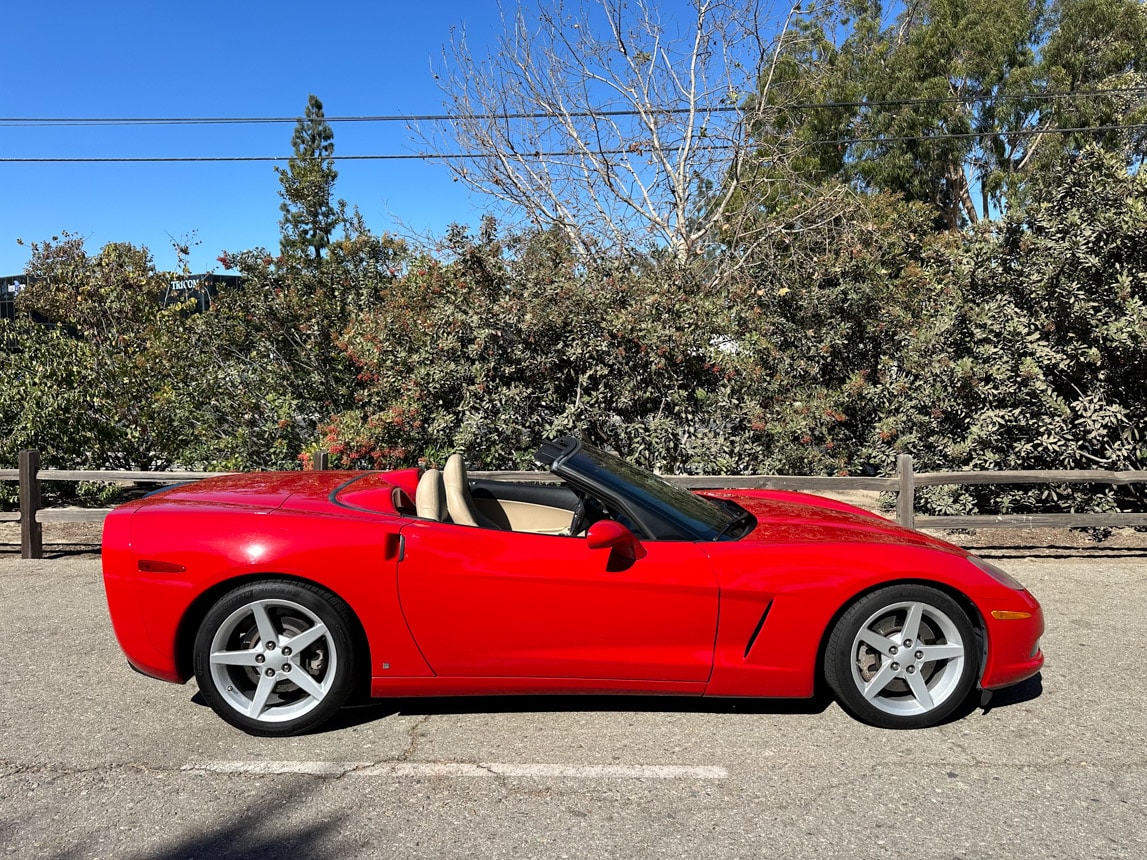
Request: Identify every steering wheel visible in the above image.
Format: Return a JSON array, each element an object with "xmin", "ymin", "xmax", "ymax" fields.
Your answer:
[{"xmin": 567, "ymin": 492, "xmax": 604, "ymax": 537}]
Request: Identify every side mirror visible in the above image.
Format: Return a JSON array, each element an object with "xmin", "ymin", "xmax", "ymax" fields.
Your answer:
[
  {"xmin": 586, "ymin": 519, "xmax": 636, "ymax": 550},
  {"xmin": 586, "ymin": 520, "xmax": 646, "ymax": 571}
]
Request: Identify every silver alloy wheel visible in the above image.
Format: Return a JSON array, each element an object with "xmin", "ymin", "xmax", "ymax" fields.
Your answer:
[
  {"xmin": 848, "ymin": 600, "xmax": 966, "ymax": 717},
  {"xmin": 207, "ymin": 598, "xmax": 339, "ymax": 723}
]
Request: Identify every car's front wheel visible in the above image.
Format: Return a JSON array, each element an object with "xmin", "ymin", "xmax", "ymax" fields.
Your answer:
[
  {"xmin": 825, "ymin": 584, "xmax": 978, "ymax": 729},
  {"xmin": 193, "ymin": 580, "xmax": 357, "ymax": 736}
]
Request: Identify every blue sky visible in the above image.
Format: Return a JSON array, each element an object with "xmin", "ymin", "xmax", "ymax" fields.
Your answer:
[{"xmin": 0, "ymin": 1, "xmax": 515, "ymax": 275}]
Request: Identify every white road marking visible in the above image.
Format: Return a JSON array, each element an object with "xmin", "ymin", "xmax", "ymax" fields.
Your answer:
[
  {"xmin": 182, "ymin": 760, "xmax": 728, "ymax": 779},
  {"xmin": 183, "ymin": 760, "xmax": 372, "ymax": 777}
]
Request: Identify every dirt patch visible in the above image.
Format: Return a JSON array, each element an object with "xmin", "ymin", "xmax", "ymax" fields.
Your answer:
[{"xmin": 0, "ymin": 521, "xmax": 103, "ymax": 558}]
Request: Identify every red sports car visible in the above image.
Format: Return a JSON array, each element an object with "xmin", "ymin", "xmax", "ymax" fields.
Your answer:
[{"xmin": 102, "ymin": 436, "xmax": 1043, "ymax": 735}]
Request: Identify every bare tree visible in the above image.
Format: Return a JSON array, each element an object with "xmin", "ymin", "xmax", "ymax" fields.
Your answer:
[{"xmin": 417, "ymin": 0, "xmax": 845, "ymax": 279}]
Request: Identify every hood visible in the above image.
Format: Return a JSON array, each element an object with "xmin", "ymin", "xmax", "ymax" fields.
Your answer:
[{"xmin": 703, "ymin": 489, "xmax": 965, "ymax": 554}]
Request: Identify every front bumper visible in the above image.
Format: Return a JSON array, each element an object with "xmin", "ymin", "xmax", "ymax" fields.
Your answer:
[{"xmin": 979, "ymin": 589, "xmax": 1045, "ymax": 689}]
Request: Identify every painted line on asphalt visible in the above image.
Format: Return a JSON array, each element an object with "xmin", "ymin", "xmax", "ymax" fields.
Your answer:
[
  {"xmin": 182, "ymin": 760, "xmax": 728, "ymax": 779},
  {"xmin": 183, "ymin": 760, "xmax": 372, "ymax": 777}
]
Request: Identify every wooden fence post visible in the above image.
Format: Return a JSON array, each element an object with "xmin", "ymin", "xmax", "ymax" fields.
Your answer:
[
  {"xmin": 896, "ymin": 454, "xmax": 915, "ymax": 530},
  {"xmin": 19, "ymin": 449, "xmax": 43, "ymax": 559},
  {"xmin": 312, "ymin": 450, "xmax": 330, "ymax": 471}
]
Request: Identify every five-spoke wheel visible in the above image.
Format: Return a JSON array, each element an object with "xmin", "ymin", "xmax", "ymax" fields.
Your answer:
[
  {"xmin": 826, "ymin": 585, "xmax": 978, "ymax": 729},
  {"xmin": 193, "ymin": 580, "xmax": 357, "ymax": 736}
]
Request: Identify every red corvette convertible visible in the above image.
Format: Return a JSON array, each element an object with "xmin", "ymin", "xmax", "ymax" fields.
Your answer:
[{"xmin": 102, "ymin": 437, "xmax": 1043, "ymax": 735}]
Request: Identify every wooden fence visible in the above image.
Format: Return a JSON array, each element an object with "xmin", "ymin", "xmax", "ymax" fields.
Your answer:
[{"xmin": 3, "ymin": 449, "xmax": 1146, "ymax": 559}]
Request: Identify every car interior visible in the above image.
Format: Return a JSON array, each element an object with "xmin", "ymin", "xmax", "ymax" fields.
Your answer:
[{"xmin": 415, "ymin": 453, "xmax": 583, "ymax": 535}]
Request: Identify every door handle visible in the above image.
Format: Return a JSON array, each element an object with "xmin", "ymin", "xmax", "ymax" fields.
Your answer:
[{"xmin": 384, "ymin": 533, "xmax": 405, "ymax": 561}]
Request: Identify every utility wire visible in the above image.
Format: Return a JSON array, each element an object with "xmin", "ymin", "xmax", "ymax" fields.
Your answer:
[
  {"xmin": 2, "ymin": 121, "xmax": 1144, "ymax": 163},
  {"xmin": 1, "ymin": 87, "xmax": 1144, "ymax": 127}
]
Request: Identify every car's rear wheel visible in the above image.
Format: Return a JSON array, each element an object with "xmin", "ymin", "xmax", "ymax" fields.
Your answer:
[
  {"xmin": 193, "ymin": 580, "xmax": 357, "ymax": 736},
  {"xmin": 825, "ymin": 584, "xmax": 978, "ymax": 729}
]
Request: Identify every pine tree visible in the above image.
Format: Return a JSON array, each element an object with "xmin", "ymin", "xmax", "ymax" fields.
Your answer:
[{"xmin": 276, "ymin": 94, "xmax": 339, "ymax": 261}]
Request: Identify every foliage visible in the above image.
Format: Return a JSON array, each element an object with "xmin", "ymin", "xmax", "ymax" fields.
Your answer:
[
  {"xmin": 860, "ymin": 147, "xmax": 1147, "ymax": 514},
  {"xmin": 0, "ymin": 222, "xmax": 402, "ymax": 483},
  {"xmin": 714, "ymin": 191, "xmax": 940, "ymax": 475},
  {"xmin": 7, "ymin": 147, "xmax": 1147, "ymax": 520},
  {"xmin": 318, "ymin": 220, "xmax": 731, "ymax": 472},
  {"xmin": 7, "ymin": 239, "xmax": 200, "ymax": 471},
  {"xmin": 1035, "ymin": 0, "xmax": 1147, "ymax": 170}
]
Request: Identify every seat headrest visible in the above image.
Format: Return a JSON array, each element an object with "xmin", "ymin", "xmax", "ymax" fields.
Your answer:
[{"xmin": 415, "ymin": 468, "xmax": 447, "ymax": 521}]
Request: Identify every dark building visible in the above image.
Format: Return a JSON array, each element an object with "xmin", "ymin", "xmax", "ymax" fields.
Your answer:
[
  {"xmin": 1, "ymin": 274, "xmax": 26, "ymax": 320},
  {"xmin": 160, "ymin": 273, "xmax": 245, "ymax": 313},
  {"xmin": 3, "ymin": 272, "xmax": 245, "ymax": 319}
]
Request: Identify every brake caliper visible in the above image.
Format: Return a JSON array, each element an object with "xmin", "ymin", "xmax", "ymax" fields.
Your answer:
[{"xmin": 857, "ymin": 646, "xmax": 880, "ymax": 682}]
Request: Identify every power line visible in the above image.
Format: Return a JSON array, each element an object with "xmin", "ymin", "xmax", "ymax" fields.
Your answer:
[
  {"xmin": 1, "ymin": 121, "xmax": 1144, "ymax": 163},
  {"xmin": 0, "ymin": 154, "xmax": 468, "ymax": 162},
  {"xmin": 809, "ymin": 121, "xmax": 1147, "ymax": 148},
  {"xmin": 1, "ymin": 87, "xmax": 1143, "ymax": 127}
]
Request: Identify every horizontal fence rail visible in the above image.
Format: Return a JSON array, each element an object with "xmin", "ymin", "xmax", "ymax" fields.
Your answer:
[
  {"xmin": 3, "ymin": 450, "xmax": 1146, "ymax": 559},
  {"xmin": 38, "ymin": 469, "xmax": 229, "ymax": 483}
]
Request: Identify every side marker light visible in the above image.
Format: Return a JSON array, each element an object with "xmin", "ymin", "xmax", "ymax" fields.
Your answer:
[
  {"xmin": 138, "ymin": 560, "xmax": 187, "ymax": 573},
  {"xmin": 990, "ymin": 610, "xmax": 1032, "ymax": 620}
]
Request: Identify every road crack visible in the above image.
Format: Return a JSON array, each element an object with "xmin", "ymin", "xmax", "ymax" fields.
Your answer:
[{"xmin": 399, "ymin": 714, "xmax": 432, "ymax": 761}]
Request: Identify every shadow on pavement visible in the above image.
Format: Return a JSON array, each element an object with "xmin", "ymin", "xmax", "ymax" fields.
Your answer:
[
  {"xmin": 981, "ymin": 672, "xmax": 1043, "ymax": 713},
  {"xmin": 973, "ymin": 546, "xmax": 1147, "ymax": 560},
  {"xmin": 0, "ymin": 543, "xmax": 101, "ymax": 559},
  {"xmin": 317, "ymin": 689, "xmax": 830, "ymax": 734},
  {"xmin": 189, "ymin": 677, "xmax": 1043, "ymax": 735},
  {"xmin": 46, "ymin": 779, "xmax": 345, "ymax": 860}
]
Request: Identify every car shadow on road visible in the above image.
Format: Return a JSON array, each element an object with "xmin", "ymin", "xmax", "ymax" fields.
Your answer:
[
  {"xmin": 307, "ymin": 690, "xmax": 837, "ymax": 734},
  {"xmin": 306, "ymin": 672, "xmax": 1044, "ymax": 734},
  {"xmin": 980, "ymin": 672, "xmax": 1043, "ymax": 712},
  {"xmin": 933, "ymin": 671, "xmax": 1044, "ymax": 727},
  {"xmin": 190, "ymin": 675, "xmax": 1043, "ymax": 734}
]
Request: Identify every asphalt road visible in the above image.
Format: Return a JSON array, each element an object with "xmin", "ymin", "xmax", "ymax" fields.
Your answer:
[{"xmin": 1, "ymin": 551, "xmax": 1144, "ymax": 859}]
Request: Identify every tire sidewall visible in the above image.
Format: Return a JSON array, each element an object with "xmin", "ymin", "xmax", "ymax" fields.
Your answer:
[{"xmin": 193, "ymin": 579, "xmax": 357, "ymax": 737}]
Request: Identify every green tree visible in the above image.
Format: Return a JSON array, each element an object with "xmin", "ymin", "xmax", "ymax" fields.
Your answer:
[
  {"xmin": 0, "ymin": 230, "xmax": 387, "ymax": 479},
  {"xmin": 715, "ymin": 191, "xmax": 940, "ymax": 476},
  {"xmin": 761, "ymin": 0, "xmax": 1044, "ymax": 228},
  {"xmin": 1027, "ymin": 0, "xmax": 1147, "ymax": 174},
  {"xmin": 753, "ymin": 0, "xmax": 1146, "ymax": 229},
  {"xmin": 276, "ymin": 94, "xmax": 339, "ymax": 262}
]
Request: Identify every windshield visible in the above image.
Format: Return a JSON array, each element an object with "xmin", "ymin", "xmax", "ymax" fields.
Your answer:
[{"xmin": 565, "ymin": 443, "xmax": 742, "ymax": 540}]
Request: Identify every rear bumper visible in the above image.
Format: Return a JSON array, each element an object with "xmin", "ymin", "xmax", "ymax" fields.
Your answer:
[{"xmin": 102, "ymin": 506, "xmax": 187, "ymax": 684}]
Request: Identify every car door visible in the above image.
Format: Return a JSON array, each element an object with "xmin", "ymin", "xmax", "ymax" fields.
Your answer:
[{"xmin": 396, "ymin": 520, "xmax": 718, "ymax": 682}]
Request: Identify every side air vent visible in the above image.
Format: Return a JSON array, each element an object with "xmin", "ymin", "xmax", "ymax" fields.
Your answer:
[{"xmin": 743, "ymin": 600, "xmax": 773, "ymax": 659}]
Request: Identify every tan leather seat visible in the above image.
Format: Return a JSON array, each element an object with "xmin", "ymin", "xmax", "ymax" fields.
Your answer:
[
  {"xmin": 415, "ymin": 468, "xmax": 448, "ymax": 521},
  {"xmin": 444, "ymin": 453, "xmax": 500, "ymax": 528}
]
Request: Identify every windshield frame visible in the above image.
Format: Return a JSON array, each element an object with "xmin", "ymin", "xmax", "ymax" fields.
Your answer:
[{"xmin": 539, "ymin": 437, "xmax": 747, "ymax": 541}]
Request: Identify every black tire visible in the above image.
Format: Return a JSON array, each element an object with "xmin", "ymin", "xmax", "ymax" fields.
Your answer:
[
  {"xmin": 193, "ymin": 580, "xmax": 358, "ymax": 736},
  {"xmin": 825, "ymin": 584, "xmax": 979, "ymax": 730}
]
